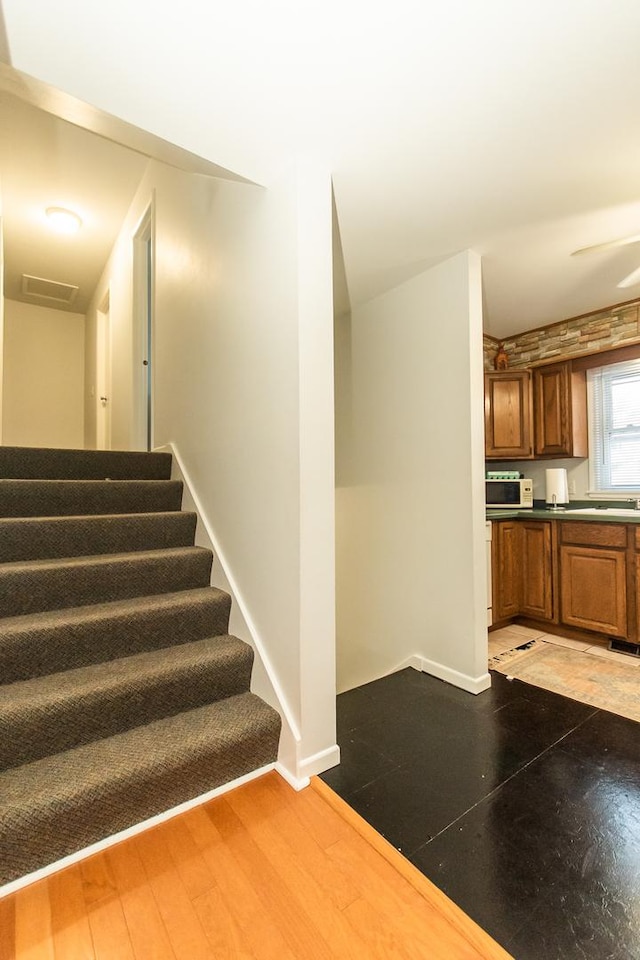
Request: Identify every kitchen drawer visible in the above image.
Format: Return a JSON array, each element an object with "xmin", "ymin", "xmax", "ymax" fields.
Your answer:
[
  {"xmin": 560, "ymin": 521, "xmax": 627, "ymax": 549},
  {"xmin": 635, "ymin": 527, "xmax": 640, "ymax": 551}
]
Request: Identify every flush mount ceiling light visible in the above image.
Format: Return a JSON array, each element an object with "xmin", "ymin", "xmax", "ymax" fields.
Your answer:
[{"xmin": 45, "ymin": 206, "xmax": 83, "ymax": 234}]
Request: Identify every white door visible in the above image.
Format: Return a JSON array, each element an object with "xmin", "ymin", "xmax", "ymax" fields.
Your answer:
[
  {"xmin": 132, "ymin": 204, "xmax": 154, "ymax": 451},
  {"xmin": 96, "ymin": 291, "xmax": 111, "ymax": 450}
]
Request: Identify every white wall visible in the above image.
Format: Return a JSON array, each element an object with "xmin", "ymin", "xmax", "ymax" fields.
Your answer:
[
  {"xmin": 336, "ymin": 251, "xmax": 489, "ymax": 694},
  {"xmin": 3, "ymin": 298, "xmax": 84, "ymax": 447},
  {"xmin": 85, "ymin": 156, "xmax": 337, "ymax": 779}
]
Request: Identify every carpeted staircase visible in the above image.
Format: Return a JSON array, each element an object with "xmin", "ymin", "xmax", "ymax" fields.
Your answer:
[{"xmin": 0, "ymin": 445, "xmax": 281, "ymax": 887}]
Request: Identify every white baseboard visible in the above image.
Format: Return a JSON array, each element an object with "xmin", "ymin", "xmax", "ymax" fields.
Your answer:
[
  {"xmin": 275, "ymin": 763, "xmax": 310, "ymax": 791},
  {"xmin": 0, "ymin": 764, "xmax": 275, "ymax": 901},
  {"xmin": 398, "ymin": 654, "xmax": 423, "ymax": 672},
  {"xmin": 296, "ymin": 744, "xmax": 341, "ymax": 779},
  {"xmin": 413, "ymin": 656, "xmax": 492, "ymax": 695}
]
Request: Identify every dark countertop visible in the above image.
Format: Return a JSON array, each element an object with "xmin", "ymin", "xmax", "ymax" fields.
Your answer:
[{"xmin": 486, "ymin": 505, "xmax": 640, "ymax": 523}]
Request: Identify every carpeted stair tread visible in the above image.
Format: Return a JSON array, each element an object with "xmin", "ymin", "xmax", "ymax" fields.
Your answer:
[
  {"xmin": 0, "ymin": 692, "xmax": 281, "ymax": 886},
  {"xmin": 0, "ymin": 546, "xmax": 214, "ymax": 617},
  {"xmin": 0, "ymin": 587, "xmax": 232, "ymax": 682},
  {"xmin": 0, "ymin": 479, "xmax": 183, "ymax": 517},
  {"xmin": 0, "ymin": 446, "xmax": 172, "ymax": 480},
  {"xmin": 0, "ymin": 445, "xmax": 283, "ymax": 889},
  {"xmin": 0, "ymin": 634, "xmax": 254, "ymax": 770},
  {"xmin": 0, "ymin": 511, "xmax": 198, "ymax": 562}
]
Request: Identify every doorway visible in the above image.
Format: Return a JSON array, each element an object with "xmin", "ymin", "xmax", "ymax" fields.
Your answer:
[{"xmin": 132, "ymin": 204, "xmax": 154, "ymax": 452}]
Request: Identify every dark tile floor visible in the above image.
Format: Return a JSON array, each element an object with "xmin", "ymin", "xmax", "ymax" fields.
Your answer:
[{"xmin": 319, "ymin": 667, "xmax": 640, "ymax": 960}]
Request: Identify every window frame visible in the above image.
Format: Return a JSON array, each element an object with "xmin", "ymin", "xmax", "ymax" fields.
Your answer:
[{"xmin": 582, "ymin": 347, "xmax": 640, "ymax": 496}]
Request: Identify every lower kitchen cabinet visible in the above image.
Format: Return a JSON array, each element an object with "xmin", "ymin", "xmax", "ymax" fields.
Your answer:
[
  {"xmin": 559, "ymin": 545, "xmax": 627, "ymax": 637},
  {"xmin": 559, "ymin": 522, "xmax": 628, "ymax": 639},
  {"xmin": 637, "ymin": 529, "xmax": 640, "ymax": 641},
  {"xmin": 492, "ymin": 519, "xmax": 555, "ymax": 623},
  {"xmin": 492, "ymin": 520, "xmax": 521, "ymax": 621},
  {"xmin": 520, "ymin": 521, "xmax": 554, "ymax": 621},
  {"xmin": 491, "ymin": 517, "xmax": 635, "ymax": 638}
]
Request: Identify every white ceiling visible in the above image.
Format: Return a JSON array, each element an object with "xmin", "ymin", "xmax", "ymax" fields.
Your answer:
[{"xmin": 2, "ymin": 0, "xmax": 640, "ymax": 337}]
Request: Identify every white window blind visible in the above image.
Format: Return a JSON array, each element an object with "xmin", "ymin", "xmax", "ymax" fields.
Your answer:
[{"xmin": 588, "ymin": 358, "xmax": 640, "ymax": 493}]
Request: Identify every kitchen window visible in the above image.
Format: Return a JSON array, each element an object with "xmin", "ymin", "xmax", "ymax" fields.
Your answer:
[{"xmin": 588, "ymin": 357, "xmax": 640, "ymax": 493}]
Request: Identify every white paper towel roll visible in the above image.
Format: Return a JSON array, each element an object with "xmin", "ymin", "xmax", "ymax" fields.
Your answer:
[{"xmin": 545, "ymin": 468, "xmax": 569, "ymax": 506}]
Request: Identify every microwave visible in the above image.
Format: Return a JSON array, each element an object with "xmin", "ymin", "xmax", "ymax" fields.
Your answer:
[{"xmin": 486, "ymin": 478, "xmax": 533, "ymax": 509}]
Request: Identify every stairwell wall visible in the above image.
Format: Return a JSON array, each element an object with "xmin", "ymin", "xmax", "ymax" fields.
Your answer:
[{"xmin": 85, "ymin": 156, "xmax": 337, "ymax": 780}]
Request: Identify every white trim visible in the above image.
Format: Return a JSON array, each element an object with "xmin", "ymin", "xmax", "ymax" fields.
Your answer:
[
  {"xmin": 275, "ymin": 762, "xmax": 311, "ymax": 792},
  {"xmin": 296, "ymin": 744, "xmax": 341, "ymax": 779},
  {"xmin": 157, "ymin": 441, "xmax": 301, "ymax": 746},
  {"xmin": 338, "ymin": 657, "xmax": 491, "ymax": 697},
  {"xmin": 0, "ymin": 763, "xmax": 274, "ymax": 901},
  {"xmin": 413, "ymin": 656, "xmax": 492, "ymax": 695},
  {"xmin": 397, "ymin": 654, "xmax": 423, "ymax": 672}
]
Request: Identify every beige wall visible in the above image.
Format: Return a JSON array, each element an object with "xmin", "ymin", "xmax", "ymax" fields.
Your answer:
[
  {"xmin": 336, "ymin": 251, "xmax": 489, "ymax": 694},
  {"xmin": 3, "ymin": 298, "xmax": 84, "ymax": 448}
]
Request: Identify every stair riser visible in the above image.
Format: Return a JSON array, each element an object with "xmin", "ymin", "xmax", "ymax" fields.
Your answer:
[
  {"xmin": 0, "ymin": 480, "xmax": 183, "ymax": 517},
  {"xmin": 0, "ymin": 550, "xmax": 213, "ymax": 617},
  {"xmin": 0, "ymin": 512, "xmax": 198, "ymax": 563},
  {"xmin": 0, "ymin": 590, "xmax": 232, "ymax": 683},
  {"xmin": 0, "ymin": 447, "xmax": 172, "ymax": 480},
  {"xmin": 0, "ymin": 696, "xmax": 281, "ymax": 887},
  {"xmin": 0, "ymin": 642, "xmax": 255, "ymax": 770}
]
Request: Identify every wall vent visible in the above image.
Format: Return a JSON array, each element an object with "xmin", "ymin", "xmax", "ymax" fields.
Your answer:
[{"xmin": 21, "ymin": 274, "xmax": 79, "ymax": 306}]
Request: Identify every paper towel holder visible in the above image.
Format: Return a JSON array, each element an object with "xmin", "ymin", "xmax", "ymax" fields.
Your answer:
[{"xmin": 545, "ymin": 468, "xmax": 569, "ymax": 510}]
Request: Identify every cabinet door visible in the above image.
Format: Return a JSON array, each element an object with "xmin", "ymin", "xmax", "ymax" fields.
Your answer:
[
  {"xmin": 485, "ymin": 371, "xmax": 533, "ymax": 459},
  {"xmin": 520, "ymin": 521, "xmax": 554, "ymax": 621},
  {"xmin": 492, "ymin": 521, "xmax": 521, "ymax": 620},
  {"xmin": 534, "ymin": 361, "xmax": 587, "ymax": 458},
  {"xmin": 560, "ymin": 545, "xmax": 627, "ymax": 637}
]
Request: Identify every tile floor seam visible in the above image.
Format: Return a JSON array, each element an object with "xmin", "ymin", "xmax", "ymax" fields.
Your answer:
[
  {"xmin": 341, "ymin": 762, "xmax": 405, "ymax": 803},
  {"xmin": 408, "ymin": 704, "xmax": 602, "ymax": 858}
]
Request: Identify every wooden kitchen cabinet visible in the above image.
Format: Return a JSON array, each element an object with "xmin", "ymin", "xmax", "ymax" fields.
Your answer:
[
  {"xmin": 491, "ymin": 519, "xmax": 555, "ymax": 623},
  {"xmin": 559, "ymin": 522, "xmax": 627, "ymax": 638},
  {"xmin": 492, "ymin": 520, "xmax": 521, "ymax": 620},
  {"xmin": 634, "ymin": 527, "xmax": 640, "ymax": 642},
  {"xmin": 520, "ymin": 521, "xmax": 555, "ymax": 621},
  {"xmin": 533, "ymin": 361, "xmax": 588, "ymax": 458},
  {"xmin": 484, "ymin": 371, "xmax": 533, "ymax": 459}
]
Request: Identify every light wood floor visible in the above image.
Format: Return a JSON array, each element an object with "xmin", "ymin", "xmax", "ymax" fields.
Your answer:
[{"xmin": 0, "ymin": 772, "xmax": 513, "ymax": 959}]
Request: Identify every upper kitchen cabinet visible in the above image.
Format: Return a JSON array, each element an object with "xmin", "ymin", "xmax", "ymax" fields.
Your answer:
[
  {"xmin": 484, "ymin": 370, "xmax": 533, "ymax": 459},
  {"xmin": 533, "ymin": 360, "xmax": 588, "ymax": 458}
]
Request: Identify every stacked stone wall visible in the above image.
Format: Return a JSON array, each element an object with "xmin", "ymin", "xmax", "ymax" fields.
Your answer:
[{"xmin": 483, "ymin": 300, "xmax": 640, "ymax": 371}]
